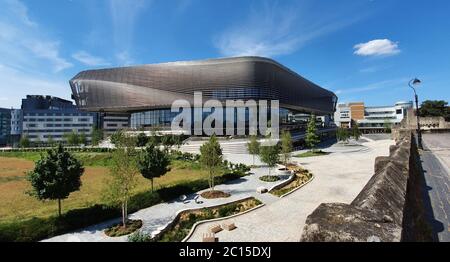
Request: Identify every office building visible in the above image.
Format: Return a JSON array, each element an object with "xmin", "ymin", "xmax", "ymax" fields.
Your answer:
[
  {"xmin": 334, "ymin": 101, "xmax": 413, "ymax": 133},
  {"xmin": 21, "ymin": 95, "xmax": 97, "ymax": 143},
  {"xmin": 0, "ymin": 108, "xmax": 11, "ymax": 146}
]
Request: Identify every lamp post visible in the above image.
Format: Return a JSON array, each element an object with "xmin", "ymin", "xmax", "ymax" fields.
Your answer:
[{"xmin": 409, "ymin": 78, "xmax": 423, "ymax": 149}]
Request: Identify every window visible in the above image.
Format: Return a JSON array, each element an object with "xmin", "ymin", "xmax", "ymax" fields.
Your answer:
[{"xmin": 396, "ymin": 109, "xmax": 402, "ymax": 114}]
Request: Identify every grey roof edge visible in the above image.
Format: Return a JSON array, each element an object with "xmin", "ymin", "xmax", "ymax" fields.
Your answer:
[{"xmin": 70, "ymin": 56, "xmax": 336, "ymax": 97}]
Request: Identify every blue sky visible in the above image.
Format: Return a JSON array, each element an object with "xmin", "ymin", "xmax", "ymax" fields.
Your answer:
[{"xmin": 0, "ymin": 0, "xmax": 449, "ymax": 108}]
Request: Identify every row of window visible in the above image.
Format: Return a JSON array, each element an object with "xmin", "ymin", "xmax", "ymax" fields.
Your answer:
[
  {"xmin": 25, "ymin": 112, "xmax": 91, "ymax": 117},
  {"xmin": 23, "ymin": 118, "xmax": 91, "ymax": 122},
  {"xmin": 24, "ymin": 129, "xmax": 91, "ymax": 133}
]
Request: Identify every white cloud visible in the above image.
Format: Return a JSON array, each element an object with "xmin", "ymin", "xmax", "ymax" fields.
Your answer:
[
  {"xmin": 0, "ymin": 0, "xmax": 72, "ymax": 108},
  {"xmin": 109, "ymin": 0, "xmax": 149, "ymax": 65},
  {"xmin": 214, "ymin": 1, "xmax": 364, "ymax": 57},
  {"xmin": 0, "ymin": 64, "xmax": 69, "ymax": 108},
  {"xmin": 354, "ymin": 39, "xmax": 400, "ymax": 56},
  {"xmin": 72, "ymin": 51, "xmax": 111, "ymax": 67},
  {"xmin": 334, "ymin": 78, "xmax": 409, "ymax": 95},
  {"xmin": 0, "ymin": 0, "xmax": 72, "ymax": 72},
  {"xmin": 115, "ymin": 51, "xmax": 134, "ymax": 66}
]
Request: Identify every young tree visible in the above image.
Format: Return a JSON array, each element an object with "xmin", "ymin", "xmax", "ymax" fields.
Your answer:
[
  {"xmin": 79, "ymin": 133, "xmax": 87, "ymax": 146},
  {"xmin": 91, "ymin": 127, "xmax": 103, "ymax": 146},
  {"xmin": 103, "ymin": 136, "xmax": 139, "ymax": 228},
  {"xmin": 138, "ymin": 145, "xmax": 171, "ymax": 192},
  {"xmin": 47, "ymin": 136, "xmax": 55, "ymax": 147},
  {"xmin": 27, "ymin": 144, "xmax": 84, "ymax": 216},
  {"xmin": 351, "ymin": 121, "xmax": 361, "ymax": 141},
  {"xmin": 305, "ymin": 114, "xmax": 321, "ymax": 151},
  {"xmin": 383, "ymin": 119, "xmax": 392, "ymax": 133},
  {"xmin": 199, "ymin": 135, "xmax": 223, "ymax": 192},
  {"xmin": 136, "ymin": 132, "xmax": 148, "ymax": 147},
  {"xmin": 247, "ymin": 135, "xmax": 260, "ymax": 166},
  {"xmin": 172, "ymin": 135, "xmax": 184, "ymax": 149},
  {"xmin": 259, "ymin": 144, "xmax": 280, "ymax": 176},
  {"xmin": 161, "ymin": 135, "xmax": 173, "ymax": 152},
  {"xmin": 336, "ymin": 128, "xmax": 349, "ymax": 142},
  {"xmin": 281, "ymin": 131, "xmax": 293, "ymax": 169},
  {"xmin": 65, "ymin": 131, "xmax": 80, "ymax": 146},
  {"xmin": 19, "ymin": 136, "xmax": 30, "ymax": 148}
]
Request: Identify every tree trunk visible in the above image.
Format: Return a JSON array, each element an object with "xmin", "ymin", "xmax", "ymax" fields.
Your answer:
[
  {"xmin": 58, "ymin": 199, "xmax": 61, "ymax": 217},
  {"xmin": 122, "ymin": 202, "xmax": 126, "ymax": 228},
  {"xmin": 125, "ymin": 201, "xmax": 127, "ymax": 221}
]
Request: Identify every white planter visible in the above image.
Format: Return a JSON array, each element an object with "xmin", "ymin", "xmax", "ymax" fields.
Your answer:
[{"xmin": 277, "ymin": 168, "xmax": 291, "ymax": 175}]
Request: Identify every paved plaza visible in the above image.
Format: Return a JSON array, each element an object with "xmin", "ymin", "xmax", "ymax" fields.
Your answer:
[
  {"xmin": 44, "ymin": 136, "xmax": 393, "ymax": 242},
  {"xmin": 187, "ymin": 138, "xmax": 393, "ymax": 242}
]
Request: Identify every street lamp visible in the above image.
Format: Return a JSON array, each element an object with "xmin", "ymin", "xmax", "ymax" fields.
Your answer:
[{"xmin": 408, "ymin": 78, "xmax": 423, "ymax": 149}]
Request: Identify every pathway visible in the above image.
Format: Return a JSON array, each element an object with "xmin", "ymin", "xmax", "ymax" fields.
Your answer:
[
  {"xmin": 43, "ymin": 166, "xmax": 288, "ymax": 242},
  {"xmin": 187, "ymin": 139, "xmax": 393, "ymax": 242}
]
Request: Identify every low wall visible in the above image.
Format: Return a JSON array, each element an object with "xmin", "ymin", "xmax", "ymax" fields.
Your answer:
[{"xmin": 300, "ymin": 131, "xmax": 432, "ymax": 242}]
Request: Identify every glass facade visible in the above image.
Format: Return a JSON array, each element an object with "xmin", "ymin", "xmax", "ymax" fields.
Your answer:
[
  {"xmin": 131, "ymin": 109, "xmax": 179, "ymax": 128},
  {"xmin": 130, "ymin": 106, "xmax": 306, "ymax": 132}
]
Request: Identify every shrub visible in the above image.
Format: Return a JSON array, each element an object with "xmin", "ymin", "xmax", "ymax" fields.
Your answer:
[
  {"xmin": 128, "ymin": 231, "xmax": 152, "ymax": 242},
  {"xmin": 259, "ymin": 175, "xmax": 280, "ymax": 182},
  {"xmin": 218, "ymin": 203, "xmax": 238, "ymax": 217}
]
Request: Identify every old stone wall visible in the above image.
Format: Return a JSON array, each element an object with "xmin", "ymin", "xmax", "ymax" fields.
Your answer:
[{"xmin": 300, "ymin": 131, "xmax": 432, "ymax": 242}]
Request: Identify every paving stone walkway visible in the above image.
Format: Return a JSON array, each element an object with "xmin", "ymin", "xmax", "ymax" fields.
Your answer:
[
  {"xmin": 43, "ymin": 166, "xmax": 288, "ymax": 242},
  {"xmin": 186, "ymin": 139, "xmax": 393, "ymax": 242}
]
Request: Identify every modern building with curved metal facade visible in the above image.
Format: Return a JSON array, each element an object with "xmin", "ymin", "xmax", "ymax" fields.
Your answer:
[{"xmin": 70, "ymin": 56, "xmax": 337, "ymax": 130}]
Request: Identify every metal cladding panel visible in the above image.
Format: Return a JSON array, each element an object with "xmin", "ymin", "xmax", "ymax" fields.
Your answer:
[{"xmin": 70, "ymin": 56, "xmax": 337, "ymax": 114}]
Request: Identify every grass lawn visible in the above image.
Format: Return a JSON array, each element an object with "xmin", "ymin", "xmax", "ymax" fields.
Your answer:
[
  {"xmin": 294, "ymin": 150, "xmax": 330, "ymax": 158},
  {"xmin": 0, "ymin": 153, "xmax": 216, "ymax": 223}
]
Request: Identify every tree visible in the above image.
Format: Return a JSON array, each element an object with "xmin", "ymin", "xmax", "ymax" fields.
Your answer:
[
  {"xmin": 172, "ymin": 135, "xmax": 183, "ymax": 149},
  {"xmin": 383, "ymin": 119, "xmax": 392, "ymax": 133},
  {"xmin": 110, "ymin": 130, "xmax": 124, "ymax": 146},
  {"xmin": 65, "ymin": 131, "xmax": 80, "ymax": 146},
  {"xmin": 420, "ymin": 100, "xmax": 450, "ymax": 120},
  {"xmin": 79, "ymin": 133, "xmax": 87, "ymax": 146},
  {"xmin": 161, "ymin": 135, "xmax": 174, "ymax": 152},
  {"xmin": 136, "ymin": 133, "xmax": 148, "ymax": 147},
  {"xmin": 351, "ymin": 121, "xmax": 361, "ymax": 140},
  {"xmin": 103, "ymin": 136, "xmax": 139, "ymax": 228},
  {"xmin": 336, "ymin": 128, "xmax": 349, "ymax": 142},
  {"xmin": 20, "ymin": 136, "xmax": 30, "ymax": 148},
  {"xmin": 47, "ymin": 136, "xmax": 55, "ymax": 147},
  {"xmin": 305, "ymin": 114, "xmax": 321, "ymax": 151},
  {"xmin": 259, "ymin": 144, "xmax": 280, "ymax": 176},
  {"xmin": 199, "ymin": 135, "xmax": 223, "ymax": 192},
  {"xmin": 247, "ymin": 135, "xmax": 260, "ymax": 166},
  {"xmin": 280, "ymin": 131, "xmax": 293, "ymax": 168},
  {"xmin": 91, "ymin": 127, "xmax": 103, "ymax": 146},
  {"xmin": 138, "ymin": 145, "xmax": 171, "ymax": 192},
  {"xmin": 27, "ymin": 144, "xmax": 84, "ymax": 216}
]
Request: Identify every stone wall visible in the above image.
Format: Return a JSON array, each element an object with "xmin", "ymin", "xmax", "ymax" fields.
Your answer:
[{"xmin": 300, "ymin": 131, "xmax": 433, "ymax": 242}]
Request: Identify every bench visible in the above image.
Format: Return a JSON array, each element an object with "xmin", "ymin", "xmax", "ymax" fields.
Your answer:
[
  {"xmin": 222, "ymin": 222, "xmax": 237, "ymax": 231},
  {"xmin": 202, "ymin": 233, "xmax": 218, "ymax": 242},
  {"xmin": 209, "ymin": 224, "xmax": 223, "ymax": 234}
]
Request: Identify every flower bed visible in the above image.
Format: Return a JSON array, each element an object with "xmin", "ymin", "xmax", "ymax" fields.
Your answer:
[
  {"xmin": 270, "ymin": 169, "xmax": 313, "ymax": 197},
  {"xmin": 259, "ymin": 175, "xmax": 280, "ymax": 182},
  {"xmin": 155, "ymin": 198, "xmax": 262, "ymax": 242}
]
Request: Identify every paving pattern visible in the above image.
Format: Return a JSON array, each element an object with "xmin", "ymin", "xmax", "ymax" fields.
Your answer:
[
  {"xmin": 421, "ymin": 133, "xmax": 450, "ymax": 242},
  {"xmin": 187, "ymin": 139, "xmax": 393, "ymax": 242},
  {"xmin": 43, "ymin": 166, "xmax": 288, "ymax": 242}
]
